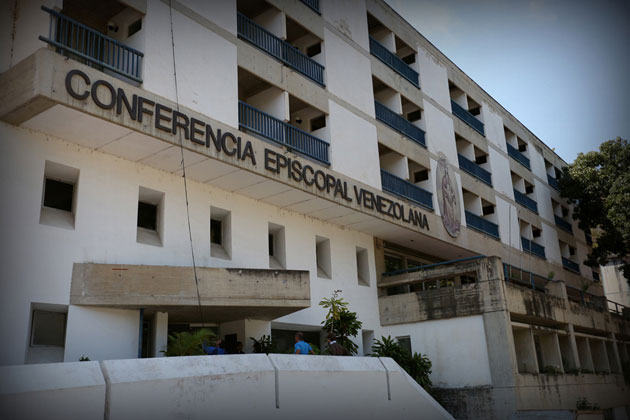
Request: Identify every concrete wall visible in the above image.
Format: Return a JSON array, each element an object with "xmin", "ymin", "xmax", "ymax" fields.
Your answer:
[{"xmin": 0, "ymin": 355, "xmax": 455, "ymax": 420}]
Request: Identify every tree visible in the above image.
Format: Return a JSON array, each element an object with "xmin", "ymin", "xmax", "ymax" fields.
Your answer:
[
  {"xmin": 319, "ymin": 290, "xmax": 363, "ymax": 355},
  {"xmin": 559, "ymin": 138, "xmax": 630, "ymax": 281}
]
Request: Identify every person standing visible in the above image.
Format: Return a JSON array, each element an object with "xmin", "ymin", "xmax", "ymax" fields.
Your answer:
[
  {"xmin": 203, "ymin": 337, "xmax": 226, "ymax": 355},
  {"xmin": 326, "ymin": 333, "xmax": 349, "ymax": 356},
  {"xmin": 294, "ymin": 332, "xmax": 314, "ymax": 355}
]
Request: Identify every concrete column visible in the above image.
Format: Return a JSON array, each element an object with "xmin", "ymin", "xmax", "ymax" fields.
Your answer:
[
  {"xmin": 576, "ymin": 336, "xmax": 594, "ymax": 372},
  {"xmin": 513, "ymin": 328, "xmax": 539, "ymax": 374},
  {"xmin": 610, "ymin": 333, "xmax": 623, "ymax": 373},
  {"xmin": 589, "ymin": 338, "xmax": 610, "ymax": 373},
  {"xmin": 150, "ymin": 312, "xmax": 168, "ymax": 358},
  {"xmin": 539, "ymin": 332, "xmax": 563, "ymax": 372},
  {"xmin": 567, "ymin": 324, "xmax": 581, "ymax": 369}
]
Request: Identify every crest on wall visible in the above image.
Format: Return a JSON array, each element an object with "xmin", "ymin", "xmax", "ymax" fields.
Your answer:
[{"xmin": 436, "ymin": 154, "xmax": 461, "ymax": 238}]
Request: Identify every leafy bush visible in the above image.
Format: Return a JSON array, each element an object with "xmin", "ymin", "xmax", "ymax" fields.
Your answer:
[
  {"xmin": 371, "ymin": 336, "xmax": 433, "ymax": 392},
  {"xmin": 250, "ymin": 334, "xmax": 275, "ymax": 354},
  {"xmin": 576, "ymin": 397, "xmax": 600, "ymax": 410},
  {"xmin": 319, "ymin": 291, "xmax": 362, "ymax": 355},
  {"xmin": 163, "ymin": 328, "xmax": 216, "ymax": 356}
]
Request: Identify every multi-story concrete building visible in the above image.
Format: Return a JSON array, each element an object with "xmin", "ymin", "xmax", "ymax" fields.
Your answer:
[{"xmin": 0, "ymin": 0, "xmax": 628, "ymax": 418}]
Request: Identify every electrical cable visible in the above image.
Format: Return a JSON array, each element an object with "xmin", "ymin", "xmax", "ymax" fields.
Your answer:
[{"xmin": 168, "ymin": 0, "xmax": 205, "ymax": 327}]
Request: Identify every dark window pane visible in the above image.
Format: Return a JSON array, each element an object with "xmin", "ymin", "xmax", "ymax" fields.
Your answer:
[
  {"xmin": 413, "ymin": 170, "xmax": 428, "ymax": 183},
  {"xmin": 137, "ymin": 201, "xmax": 157, "ymax": 230},
  {"xmin": 210, "ymin": 219, "xmax": 223, "ymax": 245},
  {"xmin": 310, "ymin": 115, "xmax": 326, "ymax": 131},
  {"xmin": 306, "ymin": 43, "xmax": 321, "ymax": 57},
  {"xmin": 31, "ymin": 310, "xmax": 66, "ymax": 346},
  {"xmin": 269, "ymin": 234, "xmax": 274, "ymax": 256},
  {"xmin": 128, "ymin": 19, "xmax": 142, "ymax": 37},
  {"xmin": 43, "ymin": 178, "xmax": 73, "ymax": 212},
  {"xmin": 474, "ymin": 155, "xmax": 487, "ymax": 165},
  {"xmin": 384, "ymin": 255, "xmax": 403, "ymax": 273},
  {"xmin": 407, "ymin": 109, "xmax": 421, "ymax": 122},
  {"xmin": 402, "ymin": 54, "xmax": 415, "ymax": 64}
]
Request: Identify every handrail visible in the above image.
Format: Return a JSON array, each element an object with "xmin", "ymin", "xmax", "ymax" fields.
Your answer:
[
  {"xmin": 238, "ymin": 101, "xmax": 329, "ymax": 165},
  {"xmin": 521, "ymin": 237, "xmax": 546, "ymax": 259},
  {"xmin": 513, "ymin": 189, "xmax": 538, "ymax": 214},
  {"xmin": 465, "ymin": 211, "xmax": 500, "ymax": 239},
  {"xmin": 369, "ymin": 36, "xmax": 419, "ymax": 87},
  {"xmin": 382, "ymin": 255, "xmax": 486, "ymax": 277},
  {"xmin": 380, "ymin": 170, "xmax": 433, "ymax": 210},
  {"xmin": 237, "ymin": 13, "xmax": 325, "ymax": 86},
  {"xmin": 503, "ymin": 263, "xmax": 549, "ymax": 293},
  {"xmin": 299, "ymin": 0, "xmax": 320, "ymax": 14},
  {"xmin": 374, "ymin": 101, "xmax": 426, "ymax": 147},
  {"xmin": 554, "ymin": 215, "xmax": 573, "ymax": 233},
  {"xmin": 561, "ymin": 257, "xmax": 580, "ymax": 273},
  {"xmin": 450, "ymin": 100, "xmax": 485, "ymax": 136},
  {"xmin": 39, "ymin": 6, "xmax": 143, "ymax": 83},
  {"xmin": 506, "ymin": 143, "xmax": 531, "ymax": 169},
  {"xmin": 457, "ymin": 154, "xmax": 492, "ymax": 186},
  {"xmin": 547, "ymin": 174, "xmax": 560, "ymax": 191},
  {"xmin": 566, "ymin": 285, "xmax": 606, "ymax": 311}
]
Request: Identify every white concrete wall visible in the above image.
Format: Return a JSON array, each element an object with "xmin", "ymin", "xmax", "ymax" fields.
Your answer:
[
  {"xmin": 322, "ymin": 0, "xmax": 370, "ymax": 51},
  {"xmin": 64, "ymin": 306, "xmax": 140, "ymax": 362},
  {"xmin": 425, "ymin": 102, "xmax": 458, "ymax": 166},
  {"xmin": 417, "ymin": 47, "xmax": 450, "ymax": 111},
  {"xmin": 496, "ymin": 197, "xmax": 521, "ymax": 249},
  {"xmin": 0, "ymin": 122, "xmax": 381, "ymax": 365},
  {"xmin": 383, "ymin": 315, "xmax": 493, "ymax": 388}
]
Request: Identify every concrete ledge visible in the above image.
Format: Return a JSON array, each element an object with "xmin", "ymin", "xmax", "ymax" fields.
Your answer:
[{"xmin": 0, "ymin": 361, "xmax": 106, "ymax": 420}]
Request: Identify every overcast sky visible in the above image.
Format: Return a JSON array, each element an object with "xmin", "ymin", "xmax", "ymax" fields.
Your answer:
[{"xmin": 386, "ymin": 0, "xmax": 630, "ymax": 163}]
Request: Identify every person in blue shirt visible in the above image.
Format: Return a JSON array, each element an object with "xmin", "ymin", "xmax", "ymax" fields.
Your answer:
[
  {"xmin": 203, "ymin": 337, "xmax": 226, "ymax": 355},
  {"xmin": 294, "ymin": 332, "xmax": 314, "ymax": 355}
]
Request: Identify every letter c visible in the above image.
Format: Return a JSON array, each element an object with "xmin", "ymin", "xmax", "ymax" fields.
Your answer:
[{"xmin": 65, "ymin": 69, "xmax": 91, "ymax": 100}]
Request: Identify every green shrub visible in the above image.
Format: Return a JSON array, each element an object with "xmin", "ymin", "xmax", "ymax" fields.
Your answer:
[
  {"xmin": 163, "ymin": 328, "xmax": 216, "ymax": 356},
  {"xmin": 371, "ymin": 336, "xmax": 433, "ymax": 392}
]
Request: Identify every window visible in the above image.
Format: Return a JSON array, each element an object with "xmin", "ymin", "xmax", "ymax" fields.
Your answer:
[
  {"xmin": 310, "ymin": 115, "xmax": 326, "ymax": 131},
  {"xmin": 306, "ymin": 43, "xmax": 321, "ymax": 57},
  {"xmin": 532, "ymin": 227, "xmax": 542, "ymax": 238},
  {"xmin": 128, "ymin": 18, "xmax": 142, "ymax": 37},
  {"xmin": 211, "ymin": 206, "xmax": 231, "ymax": 259},
  {"xmin": 482, "ymin": 205, "xmax": 495, "ymax": 216},
  {"xmin": 407, "ymin": 109, "xmax": 421, "ymax": 122},
  {"xmin": 316, "ymin": 236, "xmax": 332, "ymax": 279},
  {"xmin": 397, "ymin": 336, "xmax": 412, "ymax": 354},
  {"xmin": 474, "ymin": 155, "xmax": 487, "ymax": 165},
  {"xmin": 268, "ymin": 223, "xmax": 286, "ymax": 269},
  {"xmin": 525, "ymin": 184, "xmax": 534, "ymax": 195},
  {"xmin": 356, "ymin": 247, "xmax": 370, "ymax": 286},
  {"xmin": 384, "ymin": 254, "xmax": 403, "ymax": 273},
  {"xmin": 413, "ymin": 170, "xmax": 429, "ymax": 183},
  {"xmin": 40, "ymin": 160, "xmax": 79, "ymax": 229},
  {"xmin": 402, "ymin": 54, "xmax": 415, "ymax": 65},
  {"xmin": 31, "ymin": 310, "xmax": 66, "ymax": 347},
  {"xmin": 137, "ymin": 187, "xmax": 164, "ymax": 247}
]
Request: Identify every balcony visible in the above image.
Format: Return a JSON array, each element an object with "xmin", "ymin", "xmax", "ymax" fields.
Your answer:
[
  {"xmin": 369, "ymin": 36, "xmax": 419, "ymax": 87},
  {"xmin": 299, "ymin": 0, "xmax": 320, "ymax": 14},
  {"xmin": 39, "ymin": 6, "xmax": 143, "ymax": 83},
  {"xmin": 465, "ymin": 211, "xmax": 499, "ymax": 239},
  {"xmin": 566, "ymin": 285, "xmax": 605, "ymax": 311},
  {"xmin": 562, "ymin": 257, "xmax": 580, "ymax": 274},
  {"xmin": 513, "ymin": 189, "xmax": 538, "ymax": 214},
  {"xmin": 554, "ymin": 215, "xmax": 573, "ymax": 234},
  {"xmin": 521, "ymin": 237, "xmax": 546, "ymax": 259},
  {"xmin": 457, "ymin": 154, "xmax": 492, "ymax": 186},
  {"xmin": 547, "ymin": 174, "xmax": 560, "ymax": 191},
  {"xmin": 374, "ymin": 101, "xmax": 426, "ymax": 147},
  {"xmin": 585, "ymin": 232, "xmax": 593, "ymax": 246},
  {"xmin": 381, "ymin": 170, "xmax": 433, "ymax": 210},
  {"xmin": 506, "ymin": 143, "xmax": 531, "ymax": 169},
  {"xmin": 450, "ymin": 100, "xmax": 485, "ymax": 137},
  {"xmin": 238, "ymin": 101, "xmax": 329, "ymax": 164},
  {"xmin": 237, "ymin": 13, "xmax": 325, "ymax": 86}
]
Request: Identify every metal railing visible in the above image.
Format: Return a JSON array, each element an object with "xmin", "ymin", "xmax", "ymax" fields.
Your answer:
[
  {"xmin": 554, "ymin": 215, "xmax": 573, "ymax": 233},
  {"xmin": 383, "ymin": 255, "xmax": 486, "ymax": 277},
  {"xmin": 238, "ymin": 101, "xmax": 329, "ymax": 164},
  {"xmin": 299, "ymin": 0, "xmax": 320, "ymax": 14},
  {"xmin": 39, "ymin": 6, "xmax": 143, "ymax": 83},
  {"xmin": 450, "ymin": 100, "xmax": 485, "ymax": 136},
  {"xmin": 608, "ymin": 300, "xmax": 629, "ymax": 317},
  {"xmin": 521, "ymin": 237, "xmax": 546, "ymax": 259},
  {"xmin": 237, "ymin": 13, "xmax": 325, "ymax": 86},
  {"xmin": 566, "ymin": 285, "xmax": 606, "ymax": 311},
  {"xmin": 465, "ymin": 211, "xmax": 499, "ymax": 239},
  {"xmin": 374, "ymin": 101, "xmax": 426, "ymax": 147},
  {"xmin": 503, "ymin": 263, "xmax": 548, "ymax": 293},
  {"xmin": 506, "ymin": 143, "xmax": 531, "ymax": 169},
  {"xmin": 592, "ymin": 271, "xmax": 600, "ymax": 282},
  {"xmin": 369, "ymin": 36, "xmax": 419, "ymax": 87},
  {"xmin": 585, "ymin": 232, "xmax": 593, "ymax": 246},
  {"xmin": 513, "ymin": 189, "xmax": 538, "ymax": 213},
  {"xmin": 547, "ymin": 174, "xmax": 560, "ymax": 191},
  {"xmin": 561, "ymin": 257, "xmax": 580, "ymax": 274},
  {"xmin": 380, "ymin": 170, "xmax": 433, "ymax": 210},
  {"xmin": 457, "ymin": 154, "xmax": 492, "ymax": 186}
]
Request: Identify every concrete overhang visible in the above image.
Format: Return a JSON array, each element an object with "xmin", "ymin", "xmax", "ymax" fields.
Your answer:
[
  {"xmin": 71, "ymin": 263, "xmax": 310, "ymax": 322},
  {"xmin": 0, "ymin": 48, "xmax": 493, "ymax": 261}
]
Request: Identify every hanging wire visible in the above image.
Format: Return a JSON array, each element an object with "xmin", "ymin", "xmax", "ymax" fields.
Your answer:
[{"xmin": 168, "ymin": 0, "xmax": 204, "ymax": 326}]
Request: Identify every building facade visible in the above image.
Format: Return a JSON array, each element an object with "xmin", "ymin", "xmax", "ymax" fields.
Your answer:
[{"xmin": 0, "ymin": 0, "xmax": 628, "ymax": 418}]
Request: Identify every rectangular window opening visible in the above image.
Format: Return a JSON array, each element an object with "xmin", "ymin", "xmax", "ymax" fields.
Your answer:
[
  {"xmin": 310, "ymin": 115, "xmax": 326, "ymax": 131},
  {"xmin": 210, "ymin": 206, "xmax": 231, "ymax": 259},
  {"xmin": 40, "ymin": 161, "xmax": 79, "ymax": 230},
  {"xmin": 136, "ymin": 187, "xmax": 164, "ymax": 247},
  {"xmin": 407, "ymin": 109, "xmax": 422, "ymax": 122},
  {"xmin": 413, "ymin": 170, "xmax": 429, "ymax": 183},
  {"xmin": 306, "ymin": 42, "xmax": 321, "ymax": 57},
  {"xmin": 316, "ymin": 236, "xmax": 332, "ymax": 279},
  {"xmin": 356, "ymin": 246, "xmax": 370, "ymax": 286},
  {"xmin": 268, "ymin": 223, "xmax": 286, "ymax": 269}
]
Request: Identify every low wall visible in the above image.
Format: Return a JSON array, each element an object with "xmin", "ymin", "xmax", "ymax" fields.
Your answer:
[{"xmin": 0, "ymin": 355, "xmax": 454, "ymax": 420}]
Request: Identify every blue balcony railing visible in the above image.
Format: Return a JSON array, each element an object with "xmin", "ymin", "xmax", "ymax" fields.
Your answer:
[
  {"xmin": 457, "ymin": 154, "xmax": 492, "ymax": 186},
  {"xmin": 39, "ymin": 6, "xmax": 143, "ymax": 83},
  {"xmin": 465, "ymin": 211, "xmax": 499, "ymax": 239},
  {"xmin": 450, "ymin": 100, "xmax": 485, "ymax": 136},
  {"xmin": 562, "ymin": 257, "xmax": 580, "ymax": 274},
  {"xmin": 513, "ymin": 189, "xmax": 538, "ymax": 214},
  {"xmin": 547, "ymin": 174, "xmax": 560, "ymax": 191},
  {"xmin": 381, "ymin": 170, "xmax": 433, "ymax": 210},
  {"xmin": 374, "ymin": 101, "xmax": 426, "ymax": 147},
  {"xmin": 506, "ymin": 143, "xmax": 530, "ymax": 169},
  {"xmin": 238, "ymin": 101, "xmax": 329, "ymax": 165},
  {"xmin": 566, "ymin": 285, "xmax": 606, "ymax": 311},
  {"xmin": 369, "ymin": 36, "xmax": 419, "ymax": 87},
  {"xmin": 585, "ymin": 232, "xmax": 593, "ymax": 246},
  {"xmin": 299, "ymin": 0, "xmax": 320, "ymax": 14},
  {"xmin": 503, "ymin": 263, "xmax": 549, "ymax": 293},
  {"xmin": 237, "ymin": 13, "xmax": 325, "ymax": 86},
  {"xmin": 521, "ymin": 237, "xmax": 546, "ymax": 259},
  {"xmin": 554, "ymin": 215, "xmax": 573, "ymax": 234},
  {"xmin": 592, "ymin": 271, "xmax": 600, "ymax": 282}
]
